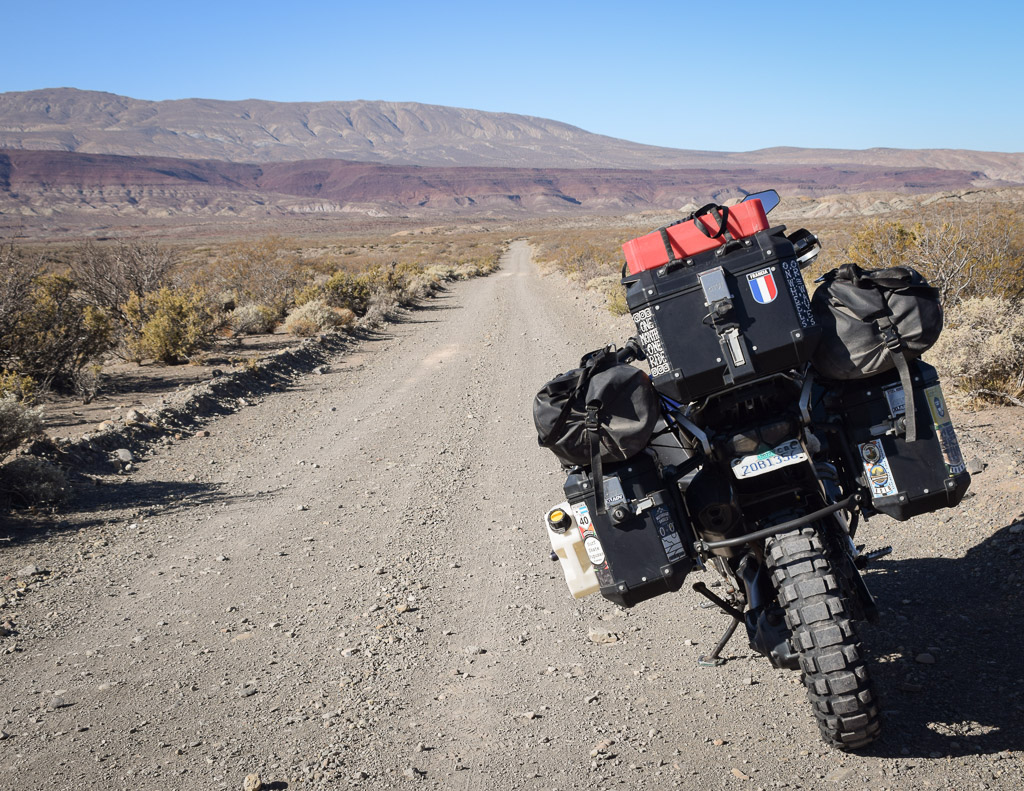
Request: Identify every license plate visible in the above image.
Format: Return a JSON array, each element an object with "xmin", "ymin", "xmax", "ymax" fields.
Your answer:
[{"xmin": 731, "ymin": 439, "xmax": 807, "ymax": 479}]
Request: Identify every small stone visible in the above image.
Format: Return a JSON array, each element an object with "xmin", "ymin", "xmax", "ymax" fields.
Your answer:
[
  {"xmin": 713, "ymin": 739, "xmax": 725, "ymax": 746},
  {"xmin": 395, "ymin": 604, "xmax": 410, "ymax": 614},
  {"xmin": 124, "ymin": 409, "xmax": 145, "ymax": 425},
  {"xmin": 238, "ymin": 685, "xmax": 257, "ymax": 698},
  {"xmin": 48, "ymin": 693, "xmax": 69, "ymax": 710},
  {"xmin": 402, "ymin": 766, "xmax": 424, "ymax": 779},
  {"xmin": 585, "ymin": 693, "xmax": 599, "ymax": 704},
  {"xmin": 731, "ymin": 768, "xmax": 750, "ymax": 780},
  {"xmin": 463, "ymin": 646, "xmax": 485, "ymax": 656},
  {"xmin": 114, "ymin": 448, "xmax": 134, "ymax": 464},
  {"xmin": 243, "ymin": 773, "xmax": 262, "ymax": 791},
  {"xmin": 297, "ymin": 505, "xmax": 308, "ymax": 512},
  {"xmin": 915, "ymin": 652, "xmax": 936, "ymax": 664},
  {"xmin": 217, "ymin": 555, "xmax": 229, "ymax": 562},
  {"xmin": 587, "ymin": 626, "xmax": 619, "ymax": 645},
  {"xmin": 966, "ymin": 457, "xmax": 987, "ymax": 475},
  {"xmin": 521, "ymin": 711, "xmax": 537, "ymax": 720},
  {"xmin": 17, "ymin": 564, "xmax": 42, "ymax": 578}
]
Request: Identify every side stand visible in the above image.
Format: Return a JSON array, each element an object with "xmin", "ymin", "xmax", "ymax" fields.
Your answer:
[
  {"xmin": 692, "ymin": 581, "xmax": 745, "ymax": 667},
  {"xmin": 698, "ymin": 617, "xmax": 741, "ymax": 667}
]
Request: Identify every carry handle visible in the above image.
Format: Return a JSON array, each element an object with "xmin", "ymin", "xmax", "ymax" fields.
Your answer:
[{"xmin": 691, "ymin": 203, "xmax": 729, "ymax": 239}]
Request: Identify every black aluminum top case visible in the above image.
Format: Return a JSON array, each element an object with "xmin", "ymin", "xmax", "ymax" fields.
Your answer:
[{"xmin": 623, "ymin": 227, "xmax": 821, "ymax": 404}]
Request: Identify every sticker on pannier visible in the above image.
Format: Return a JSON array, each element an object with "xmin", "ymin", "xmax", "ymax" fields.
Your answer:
[
  {"xmin": 925, "ymin": 385, "xmax": 967, "ymax": 475},
  {"xmin": 859, "ymin": 440, "xmax": 898, "ymax": 497}
]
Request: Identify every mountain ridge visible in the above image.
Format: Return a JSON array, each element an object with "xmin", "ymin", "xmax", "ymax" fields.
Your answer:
[{"xmin": 2, "ymin": 88, "xmax": 1022, "ymax": 182}]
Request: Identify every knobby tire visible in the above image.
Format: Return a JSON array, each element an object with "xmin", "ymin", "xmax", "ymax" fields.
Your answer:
[{"xmin": 765, "ymin": 527, "xmax": 881, "ymax": 750}]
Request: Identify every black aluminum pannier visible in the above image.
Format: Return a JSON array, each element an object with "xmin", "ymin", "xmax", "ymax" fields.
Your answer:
[
  {"xmin": 833, "ymin": 361, "xmax": 970, "ymax": 521},
  {"xmin": 562, "ymin": 450, "xmax": 695, "ymax": 608}
]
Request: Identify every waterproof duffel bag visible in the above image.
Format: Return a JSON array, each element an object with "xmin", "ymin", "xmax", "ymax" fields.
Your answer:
[{"xmin": 811, "ymin": 263, "xmax": 943, "ymax": 440}]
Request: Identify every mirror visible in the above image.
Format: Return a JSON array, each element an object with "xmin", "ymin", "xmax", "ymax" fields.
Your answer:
[{"xmin": 742, "ymin": 189, "xmax": 780, "ymax": 214}]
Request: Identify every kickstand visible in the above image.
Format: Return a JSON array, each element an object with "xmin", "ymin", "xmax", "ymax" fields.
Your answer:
[
  {"xmin": 698, "ymin": 616, "xmax": 740, "ymax": 667},
  {"xmin": 691, "ymin": 582, "xmax": 745, "ymax": 667}
]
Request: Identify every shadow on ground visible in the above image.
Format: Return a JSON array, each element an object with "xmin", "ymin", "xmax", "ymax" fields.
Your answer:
[
  {"xmin": 1, "ymin": 478, "xmax": 244, "ymax": 547},
  {"xmin": 858, "ymin": 518, "xmax": 1024, "ymax": 758}
]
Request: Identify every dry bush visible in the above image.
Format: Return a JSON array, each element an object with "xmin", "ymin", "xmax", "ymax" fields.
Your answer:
[
  {"xmin": 70, "ymin": 240, "xmax": 175, "ymax": 334},
  {"xmin": 283, "ymin": 300, "xmax": 354, "ymax": 337},
  {"xmin": 123, "ymin": 286, "xmax": 222, "ymax": 364},
  {"xmin": 207, "ymin": 236, "xmax": 300, "ymax": 317},
  {"xmin": 323, "ymin": 270, "xmax": 373, "ymax": 315},
  {"xmin": 0, "ymin": 244, "xmax": 41, "ymax": 341},
  {"xmin": 930, "ymin": 295, "xmax": 1024, "ymax": 402},
  {"xmin": 229, "ymin": 303, "xmax": 279, "ymax": 336},
  {"xmin": 2, "ymin": 273, "xmax": 114, "ymax": 391},
  {"xmin": 0, "ymin": 394, "xmax": 43, "ymax": 457},
  {"xmin": 844, "ymin": 208, "xmax": 1024, "ymax": 306},
  {"xmin": 0, "ymin": 456, "xmax": 68, "ymax": 507},
  {"xmin": 0, "ymin": 370, "xmax": 38, "ymax": 402}
]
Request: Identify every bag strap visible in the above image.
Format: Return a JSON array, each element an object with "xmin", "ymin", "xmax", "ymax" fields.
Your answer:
[
  {"xmin": 586, "ymin": 402, "xmax": 606, "ymax": 515},
  {"xmin": 537, "ymin": 366, "xmax": 594, "ymax": 448},
  {"xmin": 536, "ymin": 348, "xmax": 612, "ymax": 448},
  {"xmin": 877, "ymin": 315, "xmax": 920, "ymax": 442}
]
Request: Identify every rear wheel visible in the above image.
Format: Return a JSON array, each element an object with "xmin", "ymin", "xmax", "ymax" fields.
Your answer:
[{"xmin": 765, "ymin": 527, "xmax": 881, "ymax": 750}]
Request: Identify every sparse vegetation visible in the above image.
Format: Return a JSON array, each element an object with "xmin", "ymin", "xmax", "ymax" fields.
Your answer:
[
  {"xmin": 283, "ymin": 300, "xmax": 354, "ymax": 337},
  {"xmin": 122, "ymin": 286, "xmax": 223, "ymax": 364},
  {"xmin": 0, "ymin": 394, "xmax": 42, "ymax": 457},
  {"xmin": 929, "ymin": 296, "xmax": 1024, "ymax": 404},
  {"xmin": 0, "ymin": 455, "xmax": 69, "ymax": 507},
  {"xmin": 2, "ymin": 272, "xmax": 114, "ymax": 391},
  {"xmin": 229, "ymin": 303, "xmax": 280, "ymax": 336}
]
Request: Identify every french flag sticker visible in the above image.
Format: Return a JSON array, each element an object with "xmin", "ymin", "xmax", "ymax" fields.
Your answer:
[{"xmin": 747, "ymin": 269, "xmax": 778, "ymax": 304}]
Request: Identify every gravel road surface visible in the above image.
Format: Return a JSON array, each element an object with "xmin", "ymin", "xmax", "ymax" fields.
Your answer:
[{"xmin": 1, "ymin": 241, "xmax": 1022, "ymax": 790}]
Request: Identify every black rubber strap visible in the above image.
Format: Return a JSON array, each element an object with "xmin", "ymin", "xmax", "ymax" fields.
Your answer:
[
  {"xmin": 537, "ymin": 357, "xmax": 601, "ymax": 447},
  {"xmin": 659, "ymin": 227, "xmax": 675, "ymax": 263},
  {"xmin": 586, "ymin": 402, "xmax": 606, "ymax": 515},
  {"xmin": 878, "ymin": 317, "xmax": 919, "ymax": 442},
  {"xmin": 693, "ymin": 204, "xmax": 729, "ymax": 239}
]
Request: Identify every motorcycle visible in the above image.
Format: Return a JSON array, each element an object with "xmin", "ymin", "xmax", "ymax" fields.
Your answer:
[{"xmin": 535, "ymin": 190, "xmax": 970, "ymax": 750}]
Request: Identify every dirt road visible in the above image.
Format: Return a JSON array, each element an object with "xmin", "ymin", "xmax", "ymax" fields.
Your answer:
[{"xmin": 1, "ymin": 242, "xmax": 1022, "ymax": 790}]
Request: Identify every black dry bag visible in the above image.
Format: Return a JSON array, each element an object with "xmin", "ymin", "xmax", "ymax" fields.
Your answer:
[
  {"xmin": 811, "ymin": 263, "xmax": 943, "ymax": 440},
  {"xmin": 533, "ymin": 347, "xmax": 658, "ymax": 512}
]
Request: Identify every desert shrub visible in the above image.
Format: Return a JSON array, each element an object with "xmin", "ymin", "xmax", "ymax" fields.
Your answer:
[
  {"xmin": 207, "ymin": 236, "xmax": 300, "ymax": 316},
  {"xmin": 0, "ymin": 244, "xmax": 41, "ymax": 341},
  {"xmin": 0, "ymin": 370, "xmax": 38, "ymax": 402},
  {"xmin": 930, "ymin": 296, "xmax": 1024, "ymax": 401},
  {"xmin": 123, "ymin": 286, "xmax": 222, "ymax": 364},
  {"xmin": 2, "ymin": 273, "xmax": 114, "ymax": 390},
  {"xmin": 0, "ymin": 456, "xmax": 68, "ymax": 507},
  {"xmin": 0, "ymin": 394, "xmax": 43, "ymax": 457},
  {"xmin": 323, "ymin": 270, "xmax": 373, "ymax": 315},
  {"xmin": 845, "ymin": 210, "xmax": 1024, "ymax": 307},
  {"xmin": 70, "ymin": 240, "xmax": 175, "ymax": 335},
  {"xmin": 229, "ymin": 303, "xmax": 279, "ymax": 336},
  {"xmin": 361, "ymin": 291, "xmax": 402, "ymax": 328},
  {"xmin": 283, "ymin": 299, "xmax": 354, "ymax": 337}
]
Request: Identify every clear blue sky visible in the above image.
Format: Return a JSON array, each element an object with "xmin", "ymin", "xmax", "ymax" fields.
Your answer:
[{"xmin": 4, "ymin": 0, "xmax": 1022, "ymax": 153}]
